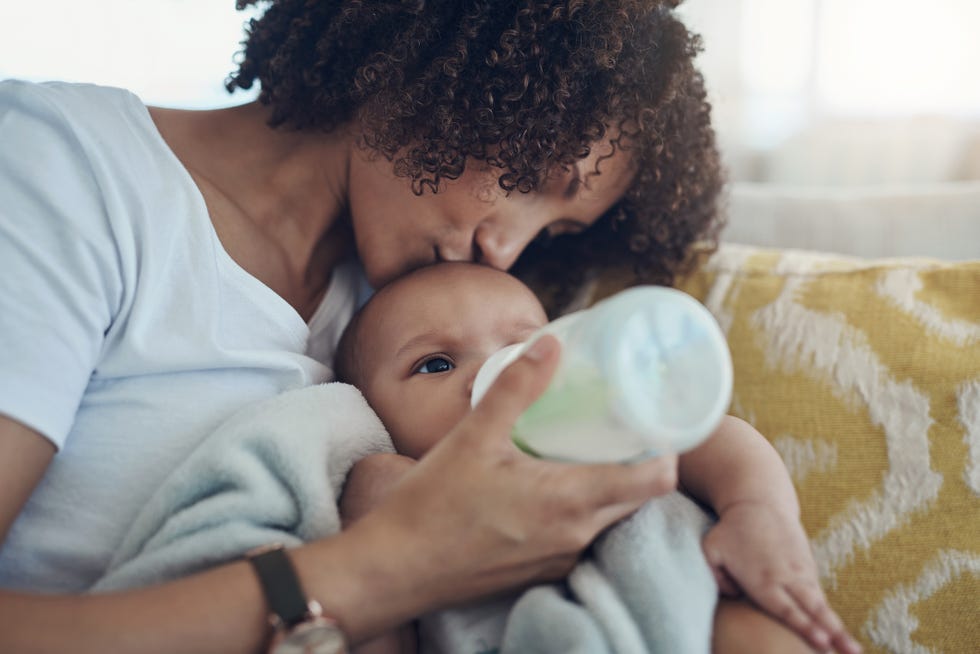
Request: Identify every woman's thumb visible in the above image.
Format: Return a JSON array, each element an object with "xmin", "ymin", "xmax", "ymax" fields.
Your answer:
[{"xmin": 470, "ymin": 335, "xmax": 561, "ymax": 435}]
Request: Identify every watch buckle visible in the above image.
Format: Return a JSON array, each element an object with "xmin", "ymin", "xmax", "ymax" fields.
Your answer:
[{"xmin": 267, "ymin": 599, "xmax": 324, "ymax": 630}]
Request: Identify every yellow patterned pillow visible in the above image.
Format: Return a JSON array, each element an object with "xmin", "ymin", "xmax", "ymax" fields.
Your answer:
[{"xmin": 594, "ymin": 244, "xmax": 980, "ymax": 654}]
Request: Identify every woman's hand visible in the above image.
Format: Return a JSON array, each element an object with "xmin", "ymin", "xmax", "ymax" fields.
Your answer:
[
  {"xmin": 702, "ymin": 501, "xmax": 862, "ymax": 654},
  {"xmin": 343, "ymin": 336, "xmax": 679, "ymax": 614}
]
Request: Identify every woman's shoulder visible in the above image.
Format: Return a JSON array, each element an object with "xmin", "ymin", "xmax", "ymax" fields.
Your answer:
[
  {"xmin": 0, "ymin": 79, "xmax": 162, "ymax": 164},
  {"xmin": 0, "ymin": 78, "xmax": 138, "ymax": 108},
  {"xmin": 0, "ymin": 80, "xmax": 152, "ymax": 170},
  {"xmin": 0, "ymin": 79, "xmax": 193, "ymax": 209},
  {"xmin": 0, "ymin": 79, "xmax": 201, "ymax": 270},
  {"xmin": 0, "ymin": 79, "xmax": 142, "ymax": 128}
]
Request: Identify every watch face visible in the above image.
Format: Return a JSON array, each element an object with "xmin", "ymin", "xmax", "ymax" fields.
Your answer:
[{"xmin": 273, "ymin": 618, "xmax": 346, "ymax": 654}]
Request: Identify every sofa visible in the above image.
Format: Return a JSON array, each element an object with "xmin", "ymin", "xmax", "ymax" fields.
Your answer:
[{"xmin": 589, "ymin": 182, "xmax": 980, "ymax": 654}]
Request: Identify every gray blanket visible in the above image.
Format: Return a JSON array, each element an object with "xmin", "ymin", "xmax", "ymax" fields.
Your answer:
[
  {"xmin": 91, "ymin": 383, "xmax": 718, "ymax": 654},
  {"xmin": 421, "ymin": 492, "xmax": 718, "ymax": 654},
  {"xmin": 91, "ymin": 383, "xmax": 393, "ymax": 591}
]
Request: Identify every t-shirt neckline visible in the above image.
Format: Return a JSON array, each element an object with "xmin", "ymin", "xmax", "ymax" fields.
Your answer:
[{"xmin": 130, "ymin": 93, "xmax": 333, "ymax": 344}]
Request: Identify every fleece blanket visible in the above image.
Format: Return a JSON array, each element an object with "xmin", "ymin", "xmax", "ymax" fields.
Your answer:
[
  {"xmin": 91, "ymin": 382, "xmax": 718, "ymax": 654},
  {"xmin": 420, "ymin": 492, "xmax": 718, "ymax": 654},
  {"xmin": 91, "ymin": 383, "xmax": 393, "ymax": 592}
]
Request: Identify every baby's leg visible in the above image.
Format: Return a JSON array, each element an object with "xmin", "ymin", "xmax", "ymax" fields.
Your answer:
[{"xmin": 712, "ymin": 598, "xmax": 818, "ymax": 654}]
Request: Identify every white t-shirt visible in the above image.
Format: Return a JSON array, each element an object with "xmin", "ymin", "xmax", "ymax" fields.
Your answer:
[{"xmin": 0, "ymin": 80, "xmax": 360, "ymax": 591}]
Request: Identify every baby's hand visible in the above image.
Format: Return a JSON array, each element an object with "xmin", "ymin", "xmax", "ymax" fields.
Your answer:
[
  {"xmin": 702, "ymin": 500, "xmax": 862, "ymax": 654},
  {"xmin": 339, "ymin": 452, "xmax": 417, "ymax": 527}
]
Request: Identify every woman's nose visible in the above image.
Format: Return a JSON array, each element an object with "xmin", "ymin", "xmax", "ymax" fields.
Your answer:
[{"xmin": 473, "ymin": 221, "xmax": 533, "ymax": 270}]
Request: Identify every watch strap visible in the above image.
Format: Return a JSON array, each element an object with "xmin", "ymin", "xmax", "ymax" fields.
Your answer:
[{"xmin": 247, "ymin": 544, "xmax": 310, "ymax": 628}]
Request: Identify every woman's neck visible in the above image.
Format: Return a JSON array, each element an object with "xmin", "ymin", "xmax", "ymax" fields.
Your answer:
[{"xmin": 149, "ymin": 101, "xmax": 355, "ymax": 320}]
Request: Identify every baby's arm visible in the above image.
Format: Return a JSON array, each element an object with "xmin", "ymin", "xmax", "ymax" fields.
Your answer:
[
  {"xmin": 340, "ymin": 453, "xmax": 420, "ymax": 654},
  {"xmin": 678, "ymin": 416, "xmax": 861, "ymax": 654}
]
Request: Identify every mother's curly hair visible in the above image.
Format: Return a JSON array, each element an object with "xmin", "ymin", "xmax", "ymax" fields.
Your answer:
[{"xmin": 228, "ymin": 0, "xmax": 723, "ymax": 313}]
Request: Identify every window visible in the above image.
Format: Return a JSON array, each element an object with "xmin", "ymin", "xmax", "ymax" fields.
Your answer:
[
  {"xmin": 0, "ymin": 0, "xmax": 260, "ymax": 108},
  {"xmin": 680, "ymin": 0, "xmax": 980, "ymax": 183}
]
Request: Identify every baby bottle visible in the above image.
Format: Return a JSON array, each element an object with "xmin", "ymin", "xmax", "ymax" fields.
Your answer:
[{"xmin": 470, "ymin": 286, "xmax": 733, "ymax": 463}]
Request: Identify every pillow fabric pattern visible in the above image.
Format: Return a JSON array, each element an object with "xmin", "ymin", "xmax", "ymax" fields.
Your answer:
[{"xmin": 592, "ymin": 244, "xmax": 980, "ymax": 654}]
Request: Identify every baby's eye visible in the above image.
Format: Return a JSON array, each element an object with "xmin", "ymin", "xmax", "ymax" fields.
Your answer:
[{"xmin": 414, "ymin": 356, "xmax": 455, "ymax": 375}]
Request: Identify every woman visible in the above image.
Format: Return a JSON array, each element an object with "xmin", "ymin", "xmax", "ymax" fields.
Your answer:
[{"xmin": 0, "ymin": 2, "xmax": 854, "ymax": 652}]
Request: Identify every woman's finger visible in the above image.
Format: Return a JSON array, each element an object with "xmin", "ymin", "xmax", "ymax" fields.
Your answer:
[{"xmin": 569, "ymin": 455, "xmax": 679, "ymax": 524}]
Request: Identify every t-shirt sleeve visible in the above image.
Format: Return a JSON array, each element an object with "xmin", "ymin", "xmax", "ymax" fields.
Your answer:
[{"xmin": 0, "ymin": 81, "xmax": 122, "ymax": 448}]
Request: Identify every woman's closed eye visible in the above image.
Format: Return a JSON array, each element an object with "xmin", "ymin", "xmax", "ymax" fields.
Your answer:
[
  {"xmin": 413, "ymin": 355, "xmax": 455, "ymax": 375},
  {"xmin": 545, "ymin": 219, "xmax": 589, "ymax": 239}
]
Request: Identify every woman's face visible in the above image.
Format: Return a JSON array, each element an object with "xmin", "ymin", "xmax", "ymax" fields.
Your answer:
[{"xmin": 346, "ymin": 139, "xmax": 634, "ymax": 288}]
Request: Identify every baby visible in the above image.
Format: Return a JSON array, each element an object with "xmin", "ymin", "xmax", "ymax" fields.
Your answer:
[
  {"xmin": 89, "ymin": 260, "xmax": 858, "ymax": 653},
  {"xmin": 334, "ymin": 262, "xmax": 861, "ymax": 654}
]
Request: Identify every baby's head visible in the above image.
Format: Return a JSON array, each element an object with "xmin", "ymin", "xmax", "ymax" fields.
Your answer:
[{"xmin": 336, "ymin": 263, "xmax": 548, "ymax": 458}]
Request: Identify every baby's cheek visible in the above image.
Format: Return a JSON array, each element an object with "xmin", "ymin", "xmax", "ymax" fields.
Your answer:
[
  {"xmin": 407, "ymin": 405, "xmax": 468, "ymax": 458},
  {"xmin": 362, "ymin": 395, "xmax": 414, "ymax": 455},
  {"xmin": 375, "ymin": 387, "xmax": 472, "ymax": 459},
  {"xmin": 377, "ymin": 408, "xmax": 434, "ymax": 459}
]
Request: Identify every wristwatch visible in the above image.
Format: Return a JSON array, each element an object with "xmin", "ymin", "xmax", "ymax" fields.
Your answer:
[{"xmin": 246, "ymin": 543, "xmax": 348, "ymax": 654}]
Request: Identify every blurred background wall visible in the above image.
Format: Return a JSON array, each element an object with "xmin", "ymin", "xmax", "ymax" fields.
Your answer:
[
  {"xmin": 2, "ymin": 0, "xmax": 978, "ymax": 257},
  {"xmin": 0, "ymin": 0, "xmax": 261, "ymax": 109},
  {"xmin": 678, "ymin": 0, "xmax": 980, "ymax": 186},
  {"xmin": 4, "ymin": 0, "xmax": 979, "ymax": 187}
]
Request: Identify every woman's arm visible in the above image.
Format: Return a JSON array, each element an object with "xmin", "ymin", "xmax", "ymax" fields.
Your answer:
[
  {"xmin": 0, "ymin": 416, "xmax": 270, "ymax": 653},
  {"xmin": 0, "ymin": 417, "xmax": 55, "ymax": 546},
  {"xmin": 0, "ymin": 337, "xmax": 679, "ymax": 653},
  {"xmin": 0, "ymin": 423, "xmax": 423, "ymax": 654}
]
